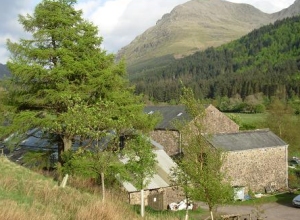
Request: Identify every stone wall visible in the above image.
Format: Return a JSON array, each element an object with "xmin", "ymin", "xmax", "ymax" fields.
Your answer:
[
  {"xmin": 223, "ymin": 146, "xmax": 288, "ymax": 192},
  {"xmin": 150, "ymin": 130, "xmax": 180, "ymax": 156},
  {"xmin": 203, "ymin": 104, "xmax": 239, "ymax": 134},
  {"xmin": 128, "ymin": 187, "xmax": 184, "ymax": 210},
  {"xmin": 129, "ymin": 189, "xmax": 151, "ymax": 206},
  {"xmin": 149, "ymin": 105, "xmax": 239, "ymax": 157},
  {"xmin": 148, "ymin": 105, "xmax": 289, "ymax": 193},
  {"xmin": 164, "ymin": 186, "xmax": 185, "ymax": 207}
]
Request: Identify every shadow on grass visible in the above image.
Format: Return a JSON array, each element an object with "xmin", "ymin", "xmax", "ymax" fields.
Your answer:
[
  {"xmin": 132, "ymin": 205, "xmax": 207, "ymax": 220},
  {"xmin": 229, "ymin": 190, "xmax": 300, "ymax": 208},
  {"xmin": 274, "ymin": 191, "xmax": 300, "ymax": 207}
]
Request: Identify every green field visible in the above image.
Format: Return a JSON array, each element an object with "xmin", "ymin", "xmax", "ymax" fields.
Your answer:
[
  {"xmin": 225, "ymin": 112, "xmax": 268, "ymax": 130},
  {"xmin": 225, "ymin": 111, "xmax": 300, "ymax": 158}
]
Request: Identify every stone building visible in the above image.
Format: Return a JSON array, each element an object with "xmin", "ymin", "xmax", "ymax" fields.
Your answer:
[
  {"xmin": 144, "ymin": 104, "xmax": 288, "ymax": 193},
  {"xmin": 144, "ymin": 104, "xmax": 239, "ymax": 156},
  {"xmin": 120, "ymin": 105, "xmax": 288, "ymax": 208},
  {"xmin": 120, "ymin": 149, "xmax": 184, "ymax": 210},
  {"xmin": 205, "ymin": 129, "xmax": 289, "ymax": 192}
]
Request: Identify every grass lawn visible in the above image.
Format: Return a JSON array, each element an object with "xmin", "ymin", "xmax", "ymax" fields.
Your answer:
[
  {"xmin": 232, "ymin": 190, "xmax": 300, "ymax": 206},
  {"xmin": 224, "ymin": 112, "xmax": 268, "ymax": 130},
  {"xmin": 135, "ymin": 206, "xmax": 208, "ymax": 220}
]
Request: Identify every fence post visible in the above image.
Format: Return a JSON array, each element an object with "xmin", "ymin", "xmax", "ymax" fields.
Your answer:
[{"xmin": 60, "ymin": 174, "xmax": 69, "ymax": 188}]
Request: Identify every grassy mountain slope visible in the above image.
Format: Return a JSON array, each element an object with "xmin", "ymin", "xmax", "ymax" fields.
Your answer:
[
  {"xmin": 0, "ymin": 156, "xmax": 207, "ymax": 219},
  {"xmin": 117, "ymin": 0, "xmax": 273, "ymax": 74},
  {"xmin": 132, "ymin": 15, "xmax": 300, "ymax": 102},
  {"xmin": 118, "ymin": 0, "xmax": 299, "ymax": 77},
  {"xmin": 0, "ymin": 156, "xmax": 140, "ymax": 220}
]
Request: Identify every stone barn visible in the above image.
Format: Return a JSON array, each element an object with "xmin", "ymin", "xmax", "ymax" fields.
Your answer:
[
  {"xmin": 144, "ymin": 104, "xmax": 239, "ymax": 156},
  {"xmin": 120, "ymin": 149, "xmax": 184, "ymax": 210},
  {"xmin": 144, "ymin": 104, "xmax": 289, "ymax": 193},
  {"xmin": 205, "ymin": 129, "xmax": 289, "ymax": 193}
]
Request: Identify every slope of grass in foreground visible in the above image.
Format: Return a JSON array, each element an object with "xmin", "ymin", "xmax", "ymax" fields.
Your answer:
[{"xmin": 0, "ymin": 156, "xmax": 166, "ymax": 220}]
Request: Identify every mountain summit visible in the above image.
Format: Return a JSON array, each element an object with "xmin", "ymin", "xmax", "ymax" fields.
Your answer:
[
  {"xmin": 116, "ymin": 0, "xmax": 298, "ymax": 74},
  {"xmin": 272, "ymin": 0, "xmax": 300, "ymax": 20}
]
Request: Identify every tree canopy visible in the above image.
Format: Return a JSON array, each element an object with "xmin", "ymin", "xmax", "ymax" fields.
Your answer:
[
  {"xmin": 123, "ymin": 134, "xmax": 157, "ymax": 217},
  {"xmin": 1, "ymin": 0, "xmax": 157, "ymax": 162}
]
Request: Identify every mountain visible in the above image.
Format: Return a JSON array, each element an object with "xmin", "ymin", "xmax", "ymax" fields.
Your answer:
[
  {"xmin": 132, "ymin": 15, "xmax": 300, "ymax": 103},
  {"xmin": 117, "ymin": 0, "xmax": 299, "ymax": 75},
  {"xmin": 272, "ymin": 0, "xmax": 300, "ymax": 20}
]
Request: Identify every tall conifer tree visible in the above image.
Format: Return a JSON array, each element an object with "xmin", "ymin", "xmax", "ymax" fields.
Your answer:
[{"xmin": 2, "ymin": 0, "xmax": 156, "ymax": 163}]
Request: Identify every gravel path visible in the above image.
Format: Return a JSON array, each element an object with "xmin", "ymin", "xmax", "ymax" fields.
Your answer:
[{"xmin": 197, "ymin": 201, "xmax": 300, "ymax": 220}]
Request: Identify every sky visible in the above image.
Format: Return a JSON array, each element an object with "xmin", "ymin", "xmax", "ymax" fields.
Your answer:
[{"xmin": 0, "ymin": 0, "xmax": 296, "ymax": 64}]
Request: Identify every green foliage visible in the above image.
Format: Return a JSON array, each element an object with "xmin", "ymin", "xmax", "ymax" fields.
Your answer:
[
  {"xmin": 254, "ymin": 104, "xmax": 266, "ymax": 113},
  {"xmin": 288, "ymin": 168, "xmax": 300, "ymax": 189},
  {"xmin": 22, "ymin": 150, "xmax": 56, "ymax": 170},
  {"xmin": 132, "ymin": 15, "xmax": 300, "ymax": 103},
  {"xmin": 265, "ymin": 98, "xmax": 294, "ymax": 137},
  {"xmin": 60, "ymin": 149, "xmax": 125, "ymax": 182},
  {"xmin": 225, "ymin": 112, "xmax": 267, "ymax": 130},
  {"xmin": 122, "ymin": 134, "xmax": 157, "ymax": 218},
  {"xmin": 264, "ymin": 98, "xmax": 300, "ymax": 155},
  {"xmin": 180, "ymin": 138, "xmax": 233, "ymax": 212},
  {"xmin": 226, "ymin": 113, "xmax": 242, "ymax": 126},
  {"xmin": 1, "ymin": 0, "xmax": 157, "ymax": 166},
  {"xmin": 172, "ymin": 87, "xmax": 233, "ymax": 219},
  {"xmin": 123, "ymin": 135, "xmax": 157, "ymax": 190},
  {"xmin": 170, "ymin": 166, "xmax": 192, "ymax": 202}
]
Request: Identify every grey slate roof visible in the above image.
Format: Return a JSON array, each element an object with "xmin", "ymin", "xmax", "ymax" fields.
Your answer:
[
  {"xmin": 144, "ymin": 105, "xmax": 192, "ymax": 130},
  {"xmin": 205, "ymin": 129, "xmax": 288, "ymax": 151},
  {"xmin": 120, "ymin": 149, "xmax": 177, "ymax": 192},
  {"xmin": 2, "ymin": 129, "xmax": 116, "ymax": 165}
]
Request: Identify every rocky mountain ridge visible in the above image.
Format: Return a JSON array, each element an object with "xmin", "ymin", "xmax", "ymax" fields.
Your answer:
[{"xmin": 116, "ymin": 0, "xmax": 299, "ymax": 73}]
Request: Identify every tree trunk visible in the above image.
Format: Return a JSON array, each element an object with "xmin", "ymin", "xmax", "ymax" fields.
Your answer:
[
  {"xmin": 141, "ymin": 189, "xmax": 145, "ymax": 217},
  {"xmin": 57, "ymin": 139, "xmax": 64, "ymax": 166},
  {"xmin": 101, "ymin": 172, "xmax": 105, "ymax": 202},
  {"xmin": 185, "ymin": 197, "xmax": 189, "ymax": 220},
  {"xmin": 185, "ymin": 208, "xmax": 189, "ymax": 220},
  {"xmin": 58, "ymin": 135, "xmax": 72, "ymax": 166},
  {"xmin": 63, "ymin": 136, "xmax": 72, "ymax": 151}
]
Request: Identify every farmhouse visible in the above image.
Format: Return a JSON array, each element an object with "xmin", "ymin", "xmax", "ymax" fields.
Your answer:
[{"xmin": 144, "ymin": 104, "xmax": 288, "ymax": 193}]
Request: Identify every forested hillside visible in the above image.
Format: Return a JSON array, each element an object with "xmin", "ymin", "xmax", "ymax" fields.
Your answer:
[{"xmin": 132, "ymin": 15, "xmax": 300, "ymax": 103}]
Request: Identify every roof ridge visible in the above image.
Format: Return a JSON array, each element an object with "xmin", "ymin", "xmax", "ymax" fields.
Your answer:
[{"xmin": 211, "ymin": 128, "xmax": 270, "ymax": 136}]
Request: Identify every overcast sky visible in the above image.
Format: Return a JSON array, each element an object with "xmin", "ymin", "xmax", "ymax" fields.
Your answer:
[{"xmin": 0, "ymin": 0, "xmax": 295, "ymax": 64}]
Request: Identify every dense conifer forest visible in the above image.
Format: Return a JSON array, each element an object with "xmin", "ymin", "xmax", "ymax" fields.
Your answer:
[{"xmin": 132, "ymin": 16, "xmax": 300, "ymax": 103}]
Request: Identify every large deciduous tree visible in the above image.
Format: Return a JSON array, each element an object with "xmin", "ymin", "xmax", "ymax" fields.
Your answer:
[{"xmin": 1, "ymin": 0, "xmax": 155, "ymax": 163}]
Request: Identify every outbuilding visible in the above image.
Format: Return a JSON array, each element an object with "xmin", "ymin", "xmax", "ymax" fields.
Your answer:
[
  {"xmin": 120, "ymin": 148, "xmax": 184, "ymax": 210},
  {"xmin": 205, "ymin": 129, "xmax": 288, "ymax": 193}
]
